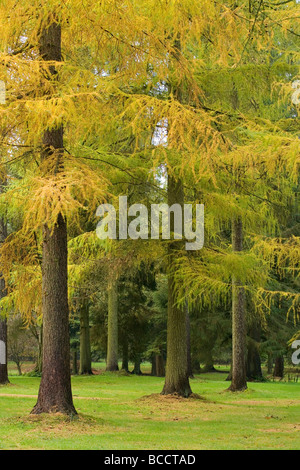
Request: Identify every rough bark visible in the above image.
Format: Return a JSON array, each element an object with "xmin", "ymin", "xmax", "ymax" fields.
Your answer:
[
  {"xmin": 32, "ymin": 21, "xmax": 76, "ymax": 415},
  {"xmin": 162, "ymin": 175, "xmax": 192, "ymax": 397},
  {"xmin": 106, "ymin": 279, "xmax": 119, "ymax": 371},
  {"xmin": 79, "ymin": 301, "xmax": 92, "ymax": 375},
  {"xmin": 227, "ymin": 217, "xmax": 247, "ymax": 392}
]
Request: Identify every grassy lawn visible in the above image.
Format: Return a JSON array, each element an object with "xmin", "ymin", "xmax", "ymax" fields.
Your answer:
[{"xmin": 0, "ymin": 365, "xmax": 300, "ymax": 450}]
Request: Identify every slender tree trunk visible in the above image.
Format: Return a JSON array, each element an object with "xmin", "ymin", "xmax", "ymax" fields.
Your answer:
[
  {"xmin": 0, "ymin": 211, "xmax": 9, "ymax": 385},
  {"xmin": 106, "ymin": 279, "xmax": 119, "ymax": 371},
  {"xmin": 228, "ymin": 217, "xmax": 247, "ymax": 392},
  {"xmin": 151, "ymin": 355, "xmax": 157, "ymax": 376},
  {"xmin": 121, "ymin": 336, "xmax": 129, "ymax": 372},
  {"xmin": 0, "ymin": 318, "xmax": 9, "ymax": 385},
  {"xmin": 273, "ymin": 355, "xmax": 284, "ymax": 378},
  {"xmin": 32, "ymin": 21, "xmax": 76, "ymax": 415},
  {"xmin": 79, "ymin": 301, "xmax": 92, "ymax": 375},
  {"xmin": 162, "ymin": 175, "xmax": 192, "ymax": 397},
  {"xmin": 155, "ymin": 355, "xmax": 165, "ymax": 377},
  {"xmin": 267, "ymin": 352, "xmax": 273, "ymax": 375}
]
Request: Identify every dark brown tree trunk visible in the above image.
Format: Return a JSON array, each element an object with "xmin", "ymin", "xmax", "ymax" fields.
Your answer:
[
  {"xmin": 32, "ymin": 21, "xmax": 76, "ymax": 415},
  {"xmin": 155, "ymin": 355, "xmax": 165, "ymax": 377},
  {"xmin": 273, "ymin": 355, "xmax": 284, "ymax": 378},
  {"xmin": 227, "ymin": 217, "xmax": 247, "ymax": 392},
  {"xmin": 106, "ymin": 279, "xmax": 119, "ymax": 371},
  {"xmin": 151, "ymin": 355, "xmax": 157, "ymax": 376},
  {"xmin": 79, "ymin": 301, "xmax": 92, "ymax": 375},
  {"xmin": 132, "ymin": 355, "xmax": 142, "ymax": 375},
  {"xmin": 162, "ymin": 175, "xmax": 192, "ymax": 397}
]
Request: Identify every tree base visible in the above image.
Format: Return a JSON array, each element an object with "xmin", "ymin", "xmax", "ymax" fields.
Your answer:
[
  {"xmin": 31, "ymin": 401, "xmax": 77, "ymax": 416},
  {"xmin": 226, "ymin": 384, "xmax": 248, "ymax": 392}
]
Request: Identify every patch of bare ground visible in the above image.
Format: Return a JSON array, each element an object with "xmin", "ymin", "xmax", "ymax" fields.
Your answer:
[
  {"xmin": 13, "ymin": 413, "xmax": 123, "ymax": 437},
  {"xmin": 138, "ymin": 393, "xmax": 205, "ymax": 403},
  {"xmin": 259, "ymin": 424, "xmax": 300, "ymax": 434}
]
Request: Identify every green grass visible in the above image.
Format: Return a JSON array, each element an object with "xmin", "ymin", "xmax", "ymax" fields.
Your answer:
[{"xmin": 0, "ymin": 367, "xmax": 300, "ymax": 450}]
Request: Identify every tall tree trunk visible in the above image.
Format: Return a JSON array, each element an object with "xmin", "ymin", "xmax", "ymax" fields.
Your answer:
[
  {"xmin": 32, "ymin": 21, "xmax": 76, "ymax": 415},
  {"xmin": 132, "ymin": 355, "xmax": 142, "ymax": 375},
  {"xmin": 0, "ymin": 318, "xmax": 9, "ymax": 385},
  {"xmin": 0, "ymin": 210, "xmax": 9, "ymax": 385},
  {"xmin": 228, "ymin": 217, "xmax": 247, "ymax": 392},
  {"xmin": 79, "ymin": 301, "xmax": 92, "ymax": 375},
  {"xmin": 151, "ymin": 355, "xmax": 157, "ymax": 376},
  {"xmin": 273, "ymin": 355, "xmax": 284, "ymax": 378},
  {"xmin": 155, "ymin": 355, "xmax": 165, "ymax": 377},
  {"xmin": 162, "ymin": 175, "xmax": 192, "ymax": 397},
  {"xmin": 106, "ymin": 279, "xmax": 119, "ymax": 371}
]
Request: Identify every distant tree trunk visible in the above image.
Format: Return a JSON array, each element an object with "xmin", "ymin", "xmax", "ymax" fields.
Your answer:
[
  {"xmin": 121, "ymin": 336, "xmax": 129, "ymax": 372},
  {"xmin": 32, "ymin": 21, "xmax": 76, "ymax": 415},
  {"xmin": 16, "ymin": 361, "xmax": 22, "ymax": 376},
  {"xmin": 155, "ymin": 355, "xmax": 165, "ymax": 377},
  {"xmin": 0, "ymin": 318, "xmax": 9, "ymax": 385},
  {"xmin": 267, "ymin": 353, "xmax": 273, "ymax": 375},
  {"xmin": 151, "ymin": 355, "xmax": 157, "ymax": 376},
  {"xmin": 79, "ymin": 301, "xmax": 92, "ymax": 375},
  {"xmin": 106, "ymin": 279, "xmax": 119, "ymax": 371},
  {"xmin": 162, "ymin": 175, "xmax": 192, "ymax": 397},
  {"xmin": 273, "ymin": 355, "xmax": 284, "ymax": 378},
  {"xmin": 132, "ymin": 355, "xmax": 142, "ymax": 375},
  {"xmin": 246, "ymin": 326, "xmax": 263, "ymax": 381},
  {"xmin": 191, "ymin": 357, "xmax": 201, "ymax": 374},
  {"xmin": 202, "ymin": 350, "xmax": 217, "ymax": 373},
  {"xmin": 228, "ymin": 217, "xmax": 247, "ymax": 392}
]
